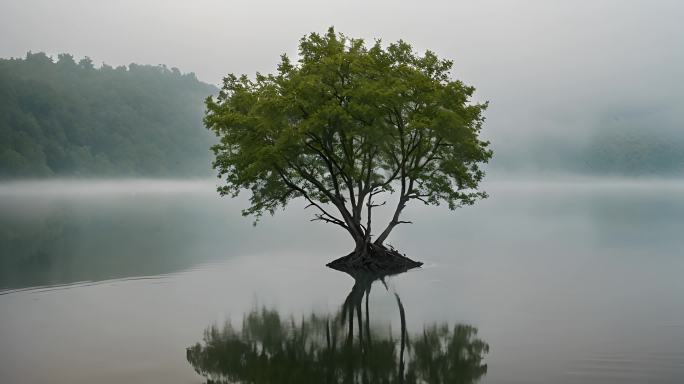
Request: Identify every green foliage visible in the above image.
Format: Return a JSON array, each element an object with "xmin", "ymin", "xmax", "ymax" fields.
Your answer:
[
  {"xmin": 206, "ymin": 27, "xmax": 491, "ymax": 244},
  {"xmin": 0, "ymin": 52, "xmax": 217, "ymax": 178}
]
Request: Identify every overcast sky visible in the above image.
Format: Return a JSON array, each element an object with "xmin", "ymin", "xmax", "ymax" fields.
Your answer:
[{"xmin": 2, "ymin": 0, "xmax": 682, "ymax": 164}]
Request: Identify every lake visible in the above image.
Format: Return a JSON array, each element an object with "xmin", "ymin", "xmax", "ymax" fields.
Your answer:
[{"xmin": 1, "ymin": 179, "xmax": 683, "ymax": 383}]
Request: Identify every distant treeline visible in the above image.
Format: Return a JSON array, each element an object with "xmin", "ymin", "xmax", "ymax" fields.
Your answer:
[
  {"xmin": 494, "ymin": 127, "xmax": 684, "ymax": 177},
  {"xmin": 491, "ymin": 120, "xmax": 684, "ymax": 177},
  {"xmin": 584, "ymin": 125, "xmax": 684, "ymax": 175},
  {"xmin": 0, "ymin": 52, "xmax": 217, "ymax": 178},
  {"xmin": 1, "ymin": 52, "xmax": 681, "ymax": 179}
]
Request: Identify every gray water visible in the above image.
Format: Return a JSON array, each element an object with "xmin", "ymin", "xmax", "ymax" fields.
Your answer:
[{"xmin": 1, "ymin": 179, "xmax": 683, "ymax": 383}]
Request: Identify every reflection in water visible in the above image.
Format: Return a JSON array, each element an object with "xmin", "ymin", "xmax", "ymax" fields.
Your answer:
[
  {"xmin": 186, "ymin": 272, "xmax": 489, "ymax": 383},
  {"xmin": 0, "ymin": 183, "xmax": 249, "ymax": 290}
]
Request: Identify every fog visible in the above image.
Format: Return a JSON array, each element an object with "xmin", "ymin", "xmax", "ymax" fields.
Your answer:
[
  {"xmin": 2, "ymin": 0, "xmax": 682, "ymax": 175},
  {"xmin": 2, "ymin": 176, "xmax": 683, "ymax": 291},
  {"xmin": 2, "ymin": 4, "xmax": 683, "ymax": 382}
]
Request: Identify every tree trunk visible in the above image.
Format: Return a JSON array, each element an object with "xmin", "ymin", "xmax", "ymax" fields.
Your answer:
[
  {"xmin": 374, "ymin": 197, "xmax": 407, "ymax": 246},
  {"xmin": 373, "ymin": 223, "xmax": 395, "ymax": 247},
  {"xmin": 353, "ymin": 236, "xmax": 370, "ymax": 256}
]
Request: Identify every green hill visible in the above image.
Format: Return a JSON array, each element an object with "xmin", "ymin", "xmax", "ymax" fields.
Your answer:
[{"xmin": 0, "ymin": 52, "xmax": 217, "ymax": 178}]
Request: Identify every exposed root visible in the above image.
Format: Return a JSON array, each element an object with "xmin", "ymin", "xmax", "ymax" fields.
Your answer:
[{"xmin": 326, "ymin": 243, "xmax": 423, "ymax": 279}]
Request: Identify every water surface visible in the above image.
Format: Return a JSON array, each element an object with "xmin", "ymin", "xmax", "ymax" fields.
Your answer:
[{"xmin": 1, "ymin": 179, "xmax": 683, "ymax": 383}]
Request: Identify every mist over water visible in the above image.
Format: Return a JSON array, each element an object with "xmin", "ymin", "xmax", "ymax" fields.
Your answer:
[
  {"xmin": 1, "ymin": 178, "xmax": 683, "ymax": 383},
  {"xmin": 0, "ymin": 179, "xmax": 350, "ymax": 290}
]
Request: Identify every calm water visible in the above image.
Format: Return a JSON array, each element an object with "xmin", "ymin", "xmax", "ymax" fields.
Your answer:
[{"xmin": 1, "ymin": 179, "xmax": 683, "ymax": 383}]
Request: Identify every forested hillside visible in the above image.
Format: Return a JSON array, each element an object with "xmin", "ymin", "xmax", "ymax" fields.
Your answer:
[
  {"xmin": 0, "ymin": 52, "xmax": 217, "ymax": 178},
  {"xmin": 1, "ymin": 53, "xmax": 681, "ymax": 179},
  {"xmin": 492, "ymin": 124, "xmax": 684, "ymax": 177}
]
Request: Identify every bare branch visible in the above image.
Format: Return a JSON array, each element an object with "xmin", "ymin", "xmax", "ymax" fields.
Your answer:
[
  {"xmin": 311, "ymin": 214, "xmax": 349, "ymax": 231},
  {"xmin": 408, "ymin": 195, "xmax": 429, "ymax": 204},
  {"xmin": 276, "ymin": 168, "xmax": 349, "ymax": 231}
]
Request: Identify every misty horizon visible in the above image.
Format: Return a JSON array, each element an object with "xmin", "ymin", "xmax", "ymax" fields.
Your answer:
[{"xmin": 3, "ymin": 0, "xmax": 683, "ymax": 177}]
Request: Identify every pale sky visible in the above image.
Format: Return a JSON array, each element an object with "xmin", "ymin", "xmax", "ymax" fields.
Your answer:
[{"xmin": 2, "ymin": 0, "xmax": 683, "ymax": 167}]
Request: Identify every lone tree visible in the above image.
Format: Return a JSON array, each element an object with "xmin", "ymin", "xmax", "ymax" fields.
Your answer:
[{"xmin": 206, "ymin": 28, "xmax": 492, "ymax": 264}]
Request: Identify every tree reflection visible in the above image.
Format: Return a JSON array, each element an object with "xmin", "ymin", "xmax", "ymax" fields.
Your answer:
[{"xmin": 186, "ymin": 272, "xmax": 488, "ymax": 383}]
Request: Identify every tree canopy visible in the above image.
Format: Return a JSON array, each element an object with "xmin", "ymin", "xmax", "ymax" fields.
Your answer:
[
  {"xmin": 206, "ymin": 28, "xmax": 492, "ymax": 251},
  {"xmin": 0, "ymin": 52, "xmax": 217, "ymax": 178}
]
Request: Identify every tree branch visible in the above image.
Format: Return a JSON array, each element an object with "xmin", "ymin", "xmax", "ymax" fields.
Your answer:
[{"xmin": 276, "ymin": 167, "xmax": 351, "ymax": 235}]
